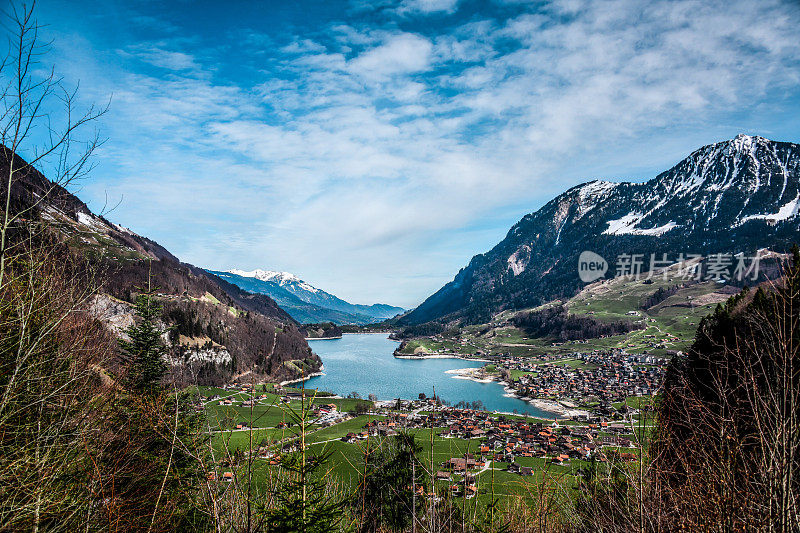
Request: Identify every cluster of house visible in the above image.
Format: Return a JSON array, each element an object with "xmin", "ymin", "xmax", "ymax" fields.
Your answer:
[
  {"xmin": 436, "ymin": 456, "xmax": 484, "ymax": 497},
  {"xmin": 339, "ymin": 417, "xmax": 405, "ymax": 442},
  {"xmin": 340, "ymin": 407, "xmax": 639, "ymax": 479},
  {"xmin": 437, "ymin": 409, "xmax": 637, "ymax": 464},
  {"xmin": 431, "ymin": 409, "xmax": 638, "ymax": 495},
  {"xmin": 501, "ymin": 350, "xmax": 665, "ymax": 405},
  {"xmin": 205, "ymin": 390, "xmax": 643, "ymax": 488}
]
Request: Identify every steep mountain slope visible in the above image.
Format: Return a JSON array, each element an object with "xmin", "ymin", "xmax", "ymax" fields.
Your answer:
[
  {"xmin": 211, "ymin": 269, "xmax": 404, "ymax": 325},
  {"xmin": 2, "ymin": 146, "xmax": 321, "ymax": 385},
  {"xmin": 400, "ymin": 135, "xmax": 800, "ymax": 328}
]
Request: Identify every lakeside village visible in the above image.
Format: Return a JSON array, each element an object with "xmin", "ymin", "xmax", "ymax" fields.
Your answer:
[
  {"xmin": 203, "ymin": 350, "xmax": 656, "ymax": 494},
  {"xmin": 398, "ymin": 339, "xmax": 669, "ymax": 419},
  {"xmin": 466, "ymin": 349, "xmax": 665, "ymax": 416}
]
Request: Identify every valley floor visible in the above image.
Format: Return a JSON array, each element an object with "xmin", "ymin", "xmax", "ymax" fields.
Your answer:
[{"xmin": 198, "ymin": 383, "xmax": 651, "ymax": 512}]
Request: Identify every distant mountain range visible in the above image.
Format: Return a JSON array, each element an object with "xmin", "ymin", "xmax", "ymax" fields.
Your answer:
[
  {"xmin": 399, "ymin": 134, "xmax": 800, "ymax": 328},
  {"xmin": 209, "ymin": 269, "xmax": 404, "ymax": 325}
]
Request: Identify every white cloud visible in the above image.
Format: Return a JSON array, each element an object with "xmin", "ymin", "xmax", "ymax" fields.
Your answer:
[
  {"xmin": 121, "ymin": 44, "xmax": 203, "ymax": 72},
  {"xmin": 348, "ymin": 33, "xmax": 433, "ymax": 78},
  {"xmin": 397, "ymin": 0, "xmax": 460, "ymax": 15},
  {"xmin": 281, "ymin": 39, "xmax": 327, "ymax": 55}
]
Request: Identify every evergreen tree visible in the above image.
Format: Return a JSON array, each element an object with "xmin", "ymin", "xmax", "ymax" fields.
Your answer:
[
  {"xmin": 358, "ymin": 433, "xmax": 422, "ymax": 532},
  {"xmin": 264, "ymin": 449, "xmax": 343, "ymax": 533},
  {"xmin": 119, "ymin": 288, "xmax": 167, "ymax": 391}
]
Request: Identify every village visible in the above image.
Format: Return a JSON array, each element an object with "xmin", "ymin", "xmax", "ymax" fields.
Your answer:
[
  {"xmin": 347, "ymin": 404, "xmax": 643, "ymax": 498},
  {"xmin": 494, "ymin": 349, "xmax": 667, "ymax": 409},
  {"xmin": 202, "ymin": 381, "xmax": 649, "ymax": 498},
  {"xmin": 396, "ymin": 319, "xmax": 673, "ymax": 415}
]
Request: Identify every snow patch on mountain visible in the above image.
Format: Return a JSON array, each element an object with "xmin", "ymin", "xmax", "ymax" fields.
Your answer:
[
  {"xmin": 113, "ymin": 222, "xmax": 136, "ymax": 236},
  {"xmin": 578, "ymin": 180, "xmax": 617, "ymax": 203},
  {"xmin": 76, "ymin": 211, "xmax": 112, "ymax": 233},
  {"xmin": 728, "ymin": 133, "xmax": 756, "ymax": 154},
  {"xmin": 670, "ymin": 169, "xmax": 708, "ymax": 197},
  {"xmin": 40, "ymin": 204, "xmax": 65, "ymax": 223},
  {"xmin": 739, "ymin": 193, "xmax": 800, "ymax": 225},
  {"xmin": 575, "ymin": 180, "xmax": 618, "ymax": 219},
  {"xmin": 603, "ymin": 213, "xmax": 678, "ymax": 236}
]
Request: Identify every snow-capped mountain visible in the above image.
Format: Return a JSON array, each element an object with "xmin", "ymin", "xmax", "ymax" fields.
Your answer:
[
  {"xmin": 211, "ymin": 269, "xmax": 404, "ymax": 325},
  {"xmin": 400, "ymin": 135, "xmax": 800, "ymax": 327},
  {"xmin": 229, "ymin": 269, "xmax": 321, "ymax": 294}
]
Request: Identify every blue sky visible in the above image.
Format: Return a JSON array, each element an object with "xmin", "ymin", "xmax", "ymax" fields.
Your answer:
[{"xmin": 26, "ymin": 0, "xmax": 800, "ymax": 308}]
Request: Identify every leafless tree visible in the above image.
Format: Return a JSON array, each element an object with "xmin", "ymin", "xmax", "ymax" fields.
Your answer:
[
  {"xmin": 0, "ymin": 2, "xmax": 109, "ymax": 530},
  {"xmin": 652, "ymin": 258, "xmax": 799, "ymax": 532},
  {"xmin": 0, "ymin": 1, "xmax": 107, "ymax": 288}
]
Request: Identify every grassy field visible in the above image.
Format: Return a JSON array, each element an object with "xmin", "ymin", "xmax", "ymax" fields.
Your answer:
[
  {"xmin": 509, "ymin": 369, "xmax": 537, "ymax": 379},
  {"xmin": 200, "ymin": 385, "xmax": 373, "ymax": 430},
  {"xmin": 306, "ymin": 415, "xmax": 385, "ymax": 444},
  {"xmin": 396, "ymin": 338, "xmax": 478, "ymax": 355},
  {"xmin": 304, "ymin": 428, "xmax": 562, "ymax": 500}
]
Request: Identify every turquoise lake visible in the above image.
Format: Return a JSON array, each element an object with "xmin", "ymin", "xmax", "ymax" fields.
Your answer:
[{"xmin": 302, "ymin": 334, "xmax": 554, "ymax": 418}]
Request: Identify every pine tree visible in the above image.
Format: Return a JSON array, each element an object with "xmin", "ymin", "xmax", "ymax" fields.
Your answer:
[
  {"xmin": 106, "ymin": 283, "xmax": 208, "ymax": 530},
  {"xmin": 265, "ymin": 450, "xmax": 343, "ymax": 533},
  {"xmin": 358, "ymin": 432, "xmax": 422, "ymax": 532},
  {"xmin": 119, "ymin": 287, "xmax": 167, "ymax": 392}
]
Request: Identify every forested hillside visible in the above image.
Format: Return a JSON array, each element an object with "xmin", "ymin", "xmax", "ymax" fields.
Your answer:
[{"xmin": 1, "ymin": 146, "xmax": 320, "ymax": 385}]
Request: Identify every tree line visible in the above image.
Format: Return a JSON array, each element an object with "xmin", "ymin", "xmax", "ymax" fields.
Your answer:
[{"xmin": 511, "ymin": 305, "xmax": 641, "ymax": 341}]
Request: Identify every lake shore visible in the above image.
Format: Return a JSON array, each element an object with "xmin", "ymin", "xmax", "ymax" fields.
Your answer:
[
  {"xmin": 444, "ymin": 367, "xmax": 495, "ymax": 383},
  {"xmin": 280, "ymin": 369, "xmax": 325, "ymax": 386},
  {"xmin": 443, "ymin": 367, "xmax": 589, "ymax": 418},
  {"xmin": 446, "ymin": 367, "xmax": 589, "ymax": 418},
  {"xmin": 525, "ymin": 398, "xmax": 588, "ymax": 418},
  {"xmin": 306, "ymin": 336, "xmax": 343, "ymax": 340},
  {"xmin": 394, "ymin": 353, "xmax": 491, "ymax": 362},
  {"xmin": 501, "ymin": 384, "xmax": 589, "ymax": 418},
  {"xmin": 306, "ymin": 334, "xmax": 555, "ymax": 416}
]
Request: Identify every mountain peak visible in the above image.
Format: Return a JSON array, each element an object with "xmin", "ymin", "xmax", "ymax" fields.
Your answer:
[
  {"xmin": 726, "ymin": 133, "xmax": 762, "ymax": 154},
  {"xmin": 227, "ymin": 269, "xmax": 313, "ymax": 289},
  {"xmin": 216, "ymin": 268, "xmax": 405, "ymax": 324},
  {"xmin": 704, "ymin": 134, "xmax": 776, "ymax": 159},
  {"xmin": 577, "ymin": 179, "xmax": 618, "ymax": 202}
]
